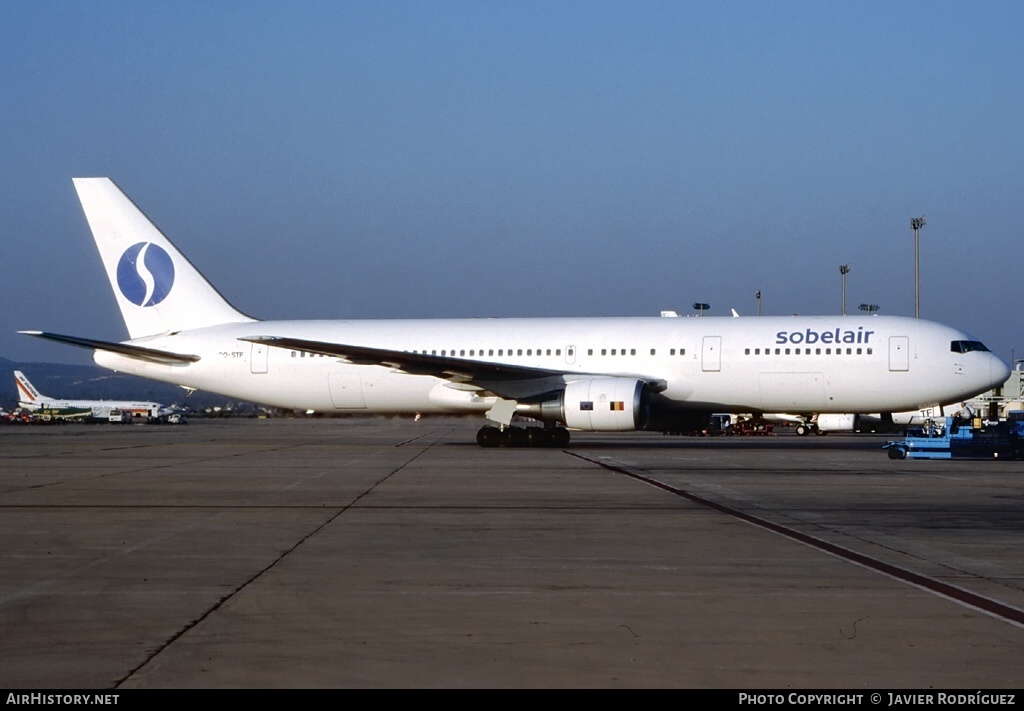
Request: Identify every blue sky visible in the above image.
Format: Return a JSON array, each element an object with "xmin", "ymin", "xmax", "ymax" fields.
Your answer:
[{"xmin": 3, "ymin": 1, "xmax": 1022, "ymax": 365}]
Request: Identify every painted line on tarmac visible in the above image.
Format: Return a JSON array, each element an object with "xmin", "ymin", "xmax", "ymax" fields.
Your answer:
[{"xmin": 569, "ymin": 450, "xmax": 1024, "ymax": 630}]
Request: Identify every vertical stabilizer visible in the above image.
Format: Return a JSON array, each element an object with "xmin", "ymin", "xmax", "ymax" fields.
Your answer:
[
  {"xmin": 14, "ymin": 371, "xmax": 44, "ymax": 405},
  {"xmin": 73, "ymin": 178, "xmax": 255, "ymax": 339}
]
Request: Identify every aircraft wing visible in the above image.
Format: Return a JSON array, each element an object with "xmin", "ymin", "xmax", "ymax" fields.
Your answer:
[
  {"xmin": 19, "ymin": 331, "xmax": 200, "ymax": 365},
  {"xmin": 240, "ymin": 335, "xmax": 667, "ymax": 398}
]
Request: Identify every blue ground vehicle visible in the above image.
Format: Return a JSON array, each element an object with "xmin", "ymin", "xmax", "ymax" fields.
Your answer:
[{"xmin": 883, "ymin": 415, "xmax": 1024, "ymax": 460}]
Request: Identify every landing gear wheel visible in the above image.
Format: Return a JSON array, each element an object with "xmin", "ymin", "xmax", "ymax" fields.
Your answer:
[
  {"xmin": 525, "ymin": 426, "xmax": 548, "ymax": 447},
  {"xmin": 477, "ymin": 424, "xmax": 570, "ymax": 448},
  {"xmin": 477, "ymin": 426, "xmax": 502, "ymax": 447},
  {"xmin": 503, "ymin": 426, "xmax": 528, "ymax": 447},
  {"xmin": 795, "ymin": 424, "xmax": 808, "ymax": 436},
  {"xmin": 548, "ymin": 427, "xmax": 571, "ymax": 447}
]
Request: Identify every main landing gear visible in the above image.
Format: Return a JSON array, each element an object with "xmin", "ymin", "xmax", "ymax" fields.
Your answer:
[{"xmin": 476, "ymin": 425, "xmax": 571, "ymax": 448}]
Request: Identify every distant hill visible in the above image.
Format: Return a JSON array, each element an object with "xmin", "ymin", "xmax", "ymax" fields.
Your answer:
[{"xmin": 0, "ymin": 357, "xmax": 268, "ymax": 414}]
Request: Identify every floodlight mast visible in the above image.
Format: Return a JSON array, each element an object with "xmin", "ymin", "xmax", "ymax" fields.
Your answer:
[
  {"xmin": 839, "ymin": 264, "xmax": 851, "ymax": 315},
  {"xmin": 911, "ymin": 216, "xmax": 926, "ymax": 318}
]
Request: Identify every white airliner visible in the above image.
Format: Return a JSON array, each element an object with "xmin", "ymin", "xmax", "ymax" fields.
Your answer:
[
  {"xmin": 14, "ymin": 370, "xmax": 168, "ymax": 421},
  {"xmin": 19, "ymin": 178, "xmax": 1011, "ymax": 446}
]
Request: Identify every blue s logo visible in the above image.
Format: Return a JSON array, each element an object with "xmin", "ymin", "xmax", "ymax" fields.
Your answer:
[{"xmin": 117, "ymin": 243, "xmax": 175, "ymax": 307}]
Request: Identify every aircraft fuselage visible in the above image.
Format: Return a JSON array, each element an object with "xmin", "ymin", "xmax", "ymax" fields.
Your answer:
[{"xmin": 94, "ymin": 314, "xmax": 1006, "ymax": 420}]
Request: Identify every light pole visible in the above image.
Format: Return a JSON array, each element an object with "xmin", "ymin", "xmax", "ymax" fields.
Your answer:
[
  {"xmin": 911, "ymin": 216, "xmax": 925, "ymax": 318},
  {"xmin": 692, "ymin": 302, "xmax": 709, "ymax": 317},
  {"xmin": 859, "ymin": 303, "xmax": 879, "ymax": 315},
  {"xmin": 839, "ymin": 265, "xmax": 851, "ymax": 315}
]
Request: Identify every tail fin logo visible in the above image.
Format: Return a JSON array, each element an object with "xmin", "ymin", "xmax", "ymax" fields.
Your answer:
[
  {"xmin": 117, "ymin": 242, "xmax": 175, "ymax": 307},
  {"xmin": 15, "ymin": 373, "xmax": 41, "ymax": 402}
]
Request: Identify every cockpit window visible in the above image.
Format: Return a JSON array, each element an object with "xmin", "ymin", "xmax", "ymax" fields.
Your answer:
[{"xmin": 950, "ymin": 340, "xmax": 990, "ymax": 354}]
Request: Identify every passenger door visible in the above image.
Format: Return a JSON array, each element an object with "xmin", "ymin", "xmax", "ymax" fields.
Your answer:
[
  {"xmin": 702, "ymin": 336, "xmax": 721, "ymax": 372},
  {"xmin": 889, "ymin": 336, "xmax": 909, "ymax": 372}
]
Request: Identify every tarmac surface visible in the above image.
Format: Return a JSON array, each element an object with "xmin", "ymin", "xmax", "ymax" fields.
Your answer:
[{"xmin": 2, "ymin": 416, "xmax": 1023, "ymax": 689}]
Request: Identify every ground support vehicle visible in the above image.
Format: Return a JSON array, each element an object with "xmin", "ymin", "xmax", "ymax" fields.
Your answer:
[
  {"xmin": 730, "ymin": 417, "xmax": 774, "ymax": 436},
  {"xmin": 882, "ymin": 416, "xmax": 1024, "ymax": 460}
]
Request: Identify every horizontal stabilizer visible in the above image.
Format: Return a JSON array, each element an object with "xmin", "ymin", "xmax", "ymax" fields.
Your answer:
[{"xmin": 19, "ymin": 331, "xmax": 200, "ymax": 365}]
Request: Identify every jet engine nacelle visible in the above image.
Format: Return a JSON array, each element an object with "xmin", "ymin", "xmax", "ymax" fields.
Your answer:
[
  {"xmin": 523, "ymin": 377, "xmax": 650, "ymax": 431},
  {"xmin": 815, "ymin": 413, "xmax": 859, "ymax": 432}
]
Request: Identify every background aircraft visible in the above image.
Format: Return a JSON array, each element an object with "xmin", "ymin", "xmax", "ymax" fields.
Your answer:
[
  {"xmin": 14, "ymin": 370, "xmax": 170, "ymax": 422},
  {"xmin": 766, "ymin": 402, "xmax": 982, "ymax": 436}
]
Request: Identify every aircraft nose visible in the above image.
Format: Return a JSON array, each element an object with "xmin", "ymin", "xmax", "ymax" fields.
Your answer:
[{"xmin": 991, "ymin": 354, "xmax": 1011, "ymax": 388}]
